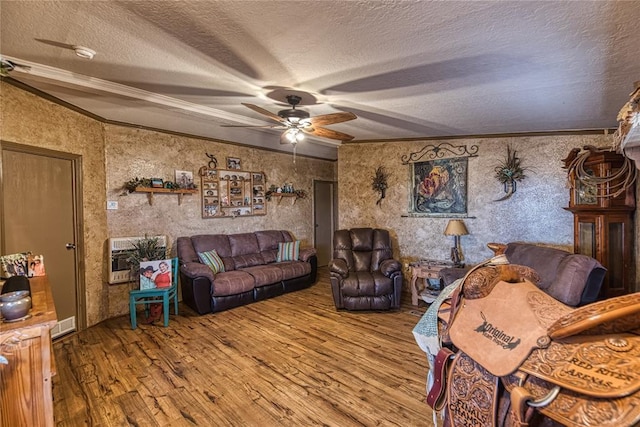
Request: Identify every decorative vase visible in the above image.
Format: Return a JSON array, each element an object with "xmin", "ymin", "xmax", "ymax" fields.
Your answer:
[{"xmin": 0, "ymin": 291, "xmax": 32, "ymax": 320}]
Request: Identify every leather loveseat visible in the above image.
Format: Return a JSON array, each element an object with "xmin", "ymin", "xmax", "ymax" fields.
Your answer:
[
  {"xmin": 329, "ymin": 228, "xmax": 402, "ymax": 310},
  {"xmin": 177, "ymin": 230, "xmax": 317, "ymax": 314},
  {"xmin": 441, "ymin": 242, "xmax": 606, "ymax": 306}
]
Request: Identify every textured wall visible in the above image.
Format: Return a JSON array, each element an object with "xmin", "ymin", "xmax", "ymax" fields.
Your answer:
[
  {"xmin": 337, "ymin": 134, "xmax": 626, "ymax": 285},
  {"xmin": 3, "ymin": 82, "xmax": 637, "ymax": 326},
  {"xmin": 103, "ymin": 126, "xmax": 335, "ymax": 317},
  {"xmin": 2, "ymin": 82, "xmax": 335, "ymax": 325},
  {"xmin": 0, "ymin": 82, "xmax": 109, "ymax": 325}
]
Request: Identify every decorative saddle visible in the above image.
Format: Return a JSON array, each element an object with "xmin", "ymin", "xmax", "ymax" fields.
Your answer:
[{"xmin": 428, "ymin": 260, "xmax": 640, "ymax": 427}]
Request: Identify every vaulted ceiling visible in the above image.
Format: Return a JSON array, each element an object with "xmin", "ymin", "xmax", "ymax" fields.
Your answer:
[{"xmin": 1, "ymin": 1, "xmax": 639, "ymax": 160}]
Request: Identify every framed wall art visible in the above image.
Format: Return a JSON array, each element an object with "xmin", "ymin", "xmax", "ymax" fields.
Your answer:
[
  {"xmin": 409, "ymin": 157, "xmax": 468, "ymax": 216},
  {"xmin": 175, "ymin": 170, "xmax": 194, "ymax": 189},
  {"xmin": 226, "ymin": 157, "xmax": 242, "ymax": 170}
]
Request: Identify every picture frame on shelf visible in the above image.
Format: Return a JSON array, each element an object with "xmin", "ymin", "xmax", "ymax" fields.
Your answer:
[
  {"xmin": 175, "ymin": 170, "xmax": 194, "ymax": 189},
  {"xmin": 226, "ymin": 157, "xmax": 242, "ymax": 170},
  {"xmin": 151, "ymin": 178, "xmax": 164, "ymax": 188}
]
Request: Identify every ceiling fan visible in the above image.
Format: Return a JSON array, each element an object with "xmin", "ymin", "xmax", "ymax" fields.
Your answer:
[{"xmin": 223, "ymin": 95, "xmax": 357, "ymax": 144}]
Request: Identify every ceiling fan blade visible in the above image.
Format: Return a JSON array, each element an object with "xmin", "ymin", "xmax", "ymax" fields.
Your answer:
[
  {"xmin": 303, "ymin": 126, "xmax": 355, "ymax": 141},
  {"xmin": 307, "ymin": 112, "xmax": 357, "ymax": 127},
  {"xmin": 241, "ymin": 103, "xmax": 288, "ymax": 124}
]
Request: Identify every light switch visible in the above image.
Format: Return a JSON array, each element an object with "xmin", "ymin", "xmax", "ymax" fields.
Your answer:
[{"xmin": 107, "ymin": 201, "xmax": 118, "ymax": 210}]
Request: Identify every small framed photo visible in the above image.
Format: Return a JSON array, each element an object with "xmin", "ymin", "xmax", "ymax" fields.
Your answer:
[
  {"xmin": 139, "ymin": 259, "xmax": 173, "ymax": 290},
  {"xmin": 151, "ymin": 178, "xmax": 164, "ymax": 188},
  {"xmin": 175, "ymin": 170, "xmax": 194, "ymax": 189},
  {"xmin": 226, "ymin": 157, "xmax": 242, "ymax": 170}
]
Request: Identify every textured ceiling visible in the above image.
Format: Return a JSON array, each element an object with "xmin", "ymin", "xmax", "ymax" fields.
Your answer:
[{"xmin": 1, "ymin": 1, "xmax": 639, "ymax": 160}]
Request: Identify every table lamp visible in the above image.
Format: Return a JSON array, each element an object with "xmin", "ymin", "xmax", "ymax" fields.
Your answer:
[{"xmin": 444, "ymin": 219, "xmax": 469, "ymax": 267}]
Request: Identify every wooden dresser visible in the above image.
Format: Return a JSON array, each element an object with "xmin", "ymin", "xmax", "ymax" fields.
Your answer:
[{"xmin": 0, "ymin": 276, "xmax": 58, "ymax": 427}]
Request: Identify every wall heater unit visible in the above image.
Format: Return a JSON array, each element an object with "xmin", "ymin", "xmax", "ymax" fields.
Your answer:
[{"xmin": 108, "ymin": 235, "xmax": 167, "ymax": 284}]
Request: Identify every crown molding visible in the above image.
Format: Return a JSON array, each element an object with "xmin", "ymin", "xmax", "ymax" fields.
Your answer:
[{"xmin": 3, "ymin": 55, "xmax": 266, "ymax": 126}]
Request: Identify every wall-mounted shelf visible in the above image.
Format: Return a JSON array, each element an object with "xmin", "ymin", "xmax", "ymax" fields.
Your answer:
[
  {"xmin": 269, "ymin": 193, "xmax": 299, "ymax": 205},
  {"xmin": 134, "ymin": 187, "xmax": 197, "ymax": 206}
]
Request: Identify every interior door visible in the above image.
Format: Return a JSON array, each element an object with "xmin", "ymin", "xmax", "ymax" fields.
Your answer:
[
  {"xmin": 1, "ymin": 145, "xmax": 81, "ymax": 337},
  {"xmin": 313, "ymin": 180, "xmax": 336, "ymax": 266}
]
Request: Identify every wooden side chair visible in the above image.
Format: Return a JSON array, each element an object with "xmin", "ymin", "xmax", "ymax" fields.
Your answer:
[{"xmin": 129, "ymin": 257, "xmax": 179, "ymax": 329}]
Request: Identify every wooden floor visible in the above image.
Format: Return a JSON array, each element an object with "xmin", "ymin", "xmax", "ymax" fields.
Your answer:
[{"xmin": 52, "ymin": 268, "xmax": 433, "ymax": 426}]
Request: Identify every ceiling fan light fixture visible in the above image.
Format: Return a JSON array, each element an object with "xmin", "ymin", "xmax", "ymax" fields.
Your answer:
[
  {"xmin": 284, "ymin": 128, "xmax": 304, "ymax": 144},
  {"xmin": 278, "ymin": 108, "xmax": 310, "ymax": 121},
  {"xmin": 72, "ymin": 45, "xmax": 96, "ymax": 60}
]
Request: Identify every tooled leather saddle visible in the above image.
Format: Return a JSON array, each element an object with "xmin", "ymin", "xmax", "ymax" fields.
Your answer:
[{"xmin": 428, "ymin": 260, "xmax": 640, "ymax": 427}]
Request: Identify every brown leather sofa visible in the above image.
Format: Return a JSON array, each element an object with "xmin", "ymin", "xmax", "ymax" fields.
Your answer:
[
  {"xmin": 177, "ymin": 230, "xmax": 317, "ymax": 314},
  {"xmin": 329, "ymin": 228, "xmax": 402, "ymax": 310},
  {"xmin": 441, "ymin": 242, "xmax": 606, "ymax": 306}
]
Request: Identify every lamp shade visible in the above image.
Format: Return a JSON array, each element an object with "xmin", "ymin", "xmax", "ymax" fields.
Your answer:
[{"xmin": 444, "ymin": 219, "xmax": 469, "ymax": 236}]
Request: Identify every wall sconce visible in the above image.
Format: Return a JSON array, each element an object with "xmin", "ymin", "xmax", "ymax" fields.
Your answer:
[{"xmin": 444, "ymin": 219, "xmax": 469, "ymax": 267}]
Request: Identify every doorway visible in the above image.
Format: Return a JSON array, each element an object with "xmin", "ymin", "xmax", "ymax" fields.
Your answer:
[
  {"xmin": 0, "ymin": 142, "xmax": 85, "ymax": 337},
  {"xmin": 313, "ymin": 180, "xmax": 337, "ymax": 266}
]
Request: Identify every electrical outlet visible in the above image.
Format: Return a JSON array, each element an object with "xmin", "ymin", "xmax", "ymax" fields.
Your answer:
[{"xmin": 106, "ymin": 201, "xmax": 118, "ymax": 210}]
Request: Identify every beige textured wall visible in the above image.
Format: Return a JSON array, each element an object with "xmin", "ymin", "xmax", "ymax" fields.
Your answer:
[
  {"xmin": 2, "ymin": 82, "xmax": 637, "ymax": 326},
  {"xmin": 104, "ymin": 125, "xmax": 335, "ymax": 316},
  {"xmin": 2, "ymin": 82, "xmax": 335, "ymax": 325},
  {"xmin": 337, "ymin": 134, "xmax": 620, "ymax": 282},
  {"xmin": 0, "ymin": 82, "xmax": 109, "ymax": 325}
]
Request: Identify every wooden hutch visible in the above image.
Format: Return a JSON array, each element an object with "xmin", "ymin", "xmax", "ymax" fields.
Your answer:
[
  {"xmin": 563, "ymin": 148, "xmax": 636, "ymax": 299},
  {"xmin": 0, "ymin": 276, "xmax": 58, "ymax": 426}
]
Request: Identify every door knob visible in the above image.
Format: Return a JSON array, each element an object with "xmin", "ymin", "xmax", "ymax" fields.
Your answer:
[{"xmin": 66, "ymin": 243, "xmax": 76, "ymax": 250}]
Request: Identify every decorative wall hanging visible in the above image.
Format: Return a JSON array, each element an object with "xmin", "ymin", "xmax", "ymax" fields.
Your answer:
[
  {"xmin": 200, "ymin": 168, "xmax": 267, "ymax": 218},
  {"xmin": 410, "ymin": 157, "xmax": 468, "ymax": 216},
  {"xmin": 401, "ymin": 142, "xmax": 478, "ymax": 165},
  {"xmin": 493, "ymin": 144, "xmax": 528, "ymax": 201},
  {"xmin": 613, "ymin": 82, "xmax": 640, "ymax": 151},
  {"xmin": 371, "ymin": 166, "xmax": 389, "ymax": 206},
  {"xmin": 206, "ymin": 153, "xmax": 218, "ymax": 169},
  {"xmin": 563, "ymin": 145, "xmax": 637, "ymax": 200},
  {"xmin": 404, "ymin": 143, "xmax": 476, "ymax": 217}
]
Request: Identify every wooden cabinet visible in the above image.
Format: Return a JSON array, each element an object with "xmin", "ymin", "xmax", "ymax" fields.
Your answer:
[
  {"xmin": 201, "ymin": 168, "xmax": 266, "ymax": 218},
  {"xmin": 0, "ymin": 276, "xmax": 57, "ymax": 427},
  {"xmin": 564, "ymin": 150, "xmax": 636, "ymax": 298}
]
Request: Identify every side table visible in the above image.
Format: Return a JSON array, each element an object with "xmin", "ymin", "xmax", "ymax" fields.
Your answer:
[{"xmin": 410, "ymin": 259, "xmax": 455, "ymax": 305}]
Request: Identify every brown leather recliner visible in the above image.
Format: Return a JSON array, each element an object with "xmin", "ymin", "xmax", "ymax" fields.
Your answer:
[{"xmin": 329, "ymin": 228, "xmax": 402, "ymax": 310}]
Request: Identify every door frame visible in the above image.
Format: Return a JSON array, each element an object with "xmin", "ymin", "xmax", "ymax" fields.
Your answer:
[
  {"xmin": 313, "ymin": 180, "xmax": 338, "ymax": 265},
  {"xmin": 0, "ymin": 140, "xmax": 87, "ymax": 331}
]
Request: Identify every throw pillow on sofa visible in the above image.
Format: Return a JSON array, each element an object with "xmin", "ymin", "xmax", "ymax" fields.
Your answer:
[
  {"xmin": 277, "ymin": 241, "xmax": 300, "ymax": 262},
  {"xmin": 198, "ymin": 249, "xmax": 225, "ymax": 274}
]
